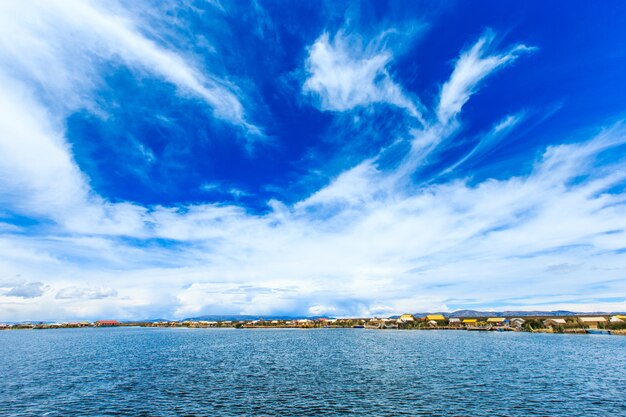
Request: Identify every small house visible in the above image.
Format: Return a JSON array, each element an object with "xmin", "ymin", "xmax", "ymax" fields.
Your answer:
[
  {"xmin": 543, "ymin": 318, "xmax": 566, "ymax": 328},
  {"xmin": 448, "ymin": 318, "xmax": 461, "ymax": 327},
  {"xmin": 486, "ymin": 318, "xmax": 506, "ymax": 325},
  {"xmin": 487, "ymin": 317, "xmax": 508, "ymax": 326},
  {"xmin": 425, "ymin": 314, "xmax": 446, "ymax": 322},
  {"xmin": 510, "ymin": 318, "xmax": 525, "ymax": 329},
  {"xmin": 399, "ymin": 313, "xmax": 415, "ymax": 322},
  {"xmin": 462, "ymin": 319, "xmax": 477, "ymax": 327},
  {"xmin": 579, "ymin": 317, "xmax": 606, "ymax": 329}
]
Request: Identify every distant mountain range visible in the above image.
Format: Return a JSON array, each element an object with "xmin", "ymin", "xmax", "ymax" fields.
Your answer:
[
  {"xmin": 182, "ymin": 314, "xmax": 330, "ymax": 322},
  {"xmin": 128, "ymin": 318, "xmax": 171, "ymax": 323},
  {"xmin": 372, "ymin": 310, "xmax": 622, "ymax": 319},
  {"xmin": 182, "ymin": 310, "xmax": 625, "ymax": 321},
  {"xmin": 441, "ymin": 310, "xmax": 618, "ymax": 318}
]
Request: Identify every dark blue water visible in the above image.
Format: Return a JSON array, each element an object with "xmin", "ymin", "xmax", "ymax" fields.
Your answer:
[{"xmin": 1, "ymin": 328, "xmax": 625, "ymax": 416}]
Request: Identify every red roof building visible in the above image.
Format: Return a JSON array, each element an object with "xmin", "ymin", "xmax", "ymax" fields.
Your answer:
[{"xmin": 95, "ymin": 320, "xmax": 120, "ymax": 326}]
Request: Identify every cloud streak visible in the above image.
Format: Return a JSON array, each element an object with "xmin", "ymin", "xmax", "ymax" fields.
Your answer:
[
  {"xmin": 437, "ymin": 30, "xmax": 535, "ymax": 125},
  {"xmin": 0, "ymin": 0, "xmax": 255, "ymax": 128}
]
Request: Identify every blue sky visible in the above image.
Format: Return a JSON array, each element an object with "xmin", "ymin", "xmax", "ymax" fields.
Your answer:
[{"xmin": 1, "ymin": 1, "xmax": 626, "ymax": 320}]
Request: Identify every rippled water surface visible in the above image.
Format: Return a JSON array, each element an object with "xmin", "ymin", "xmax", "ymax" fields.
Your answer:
[{"xmin": 1, "ymin": 328, "xmax": 625, "ymax": 416}]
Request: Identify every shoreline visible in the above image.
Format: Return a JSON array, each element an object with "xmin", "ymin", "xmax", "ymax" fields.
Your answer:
[
  {"xmin": 2, "ymin": 314, "xmax": 624, "ymax": 335},
  {"xmin": 2, "ymin": 326, "xmax": 624, "ymax": 336}
]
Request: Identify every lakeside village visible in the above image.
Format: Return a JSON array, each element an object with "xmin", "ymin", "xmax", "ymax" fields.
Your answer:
[{"xmin": 2, "ymin": 313, "xmax": 626, "ymax": 335}]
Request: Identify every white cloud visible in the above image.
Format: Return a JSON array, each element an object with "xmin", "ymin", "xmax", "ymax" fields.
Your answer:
[
  {"xmin": 0, "ymin": 74, "xmax": 94, "ymax": 224},
  {"xmin": 441, "ymin": 112, "xmax": 525, "ymax": 174},
  {"xmin": 5, "ymin": 282, "xmax": 46, "ymax": 299},
  {"xmin": 56, "ymin": 287, "xmax": 117, "ymax": 300},
  {"xmin": 295, "ymin": 160, "xmax": 384, "ymax": 211},
  {"xmin": 0, "ymin": 0, "xmax": 263, "ymax": 234},
  {"xmin": 437, "ymin": 30, "xmax": 535, "ymax": 124},
  {"xmin": 1, "ymin": 20, "xmax": 625, "ymax": 321},
  {"xmin": 0, "ymin": 0, "xmax": 254, "ymax": 128},
  {"xmin": 392, "ymin": 33, "xmax": 535, "ymax": 178},
  {"xmin": 303, "ymin": 31, "xmax": 424, "ymax": 122},
  {"xmin": 5, "ymin": 125, "xmax": 624, "ymax": 320}
]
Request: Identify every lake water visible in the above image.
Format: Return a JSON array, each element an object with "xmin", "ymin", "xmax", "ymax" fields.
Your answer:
[{"xmin": 1, "ymin": 327, "xmax": 625, "ymax": 416}]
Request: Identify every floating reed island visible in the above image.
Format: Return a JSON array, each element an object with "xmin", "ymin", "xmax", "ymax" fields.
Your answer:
[{"xmin": 2, "ymin": 314, "xmax": 626, "ymax": 335}]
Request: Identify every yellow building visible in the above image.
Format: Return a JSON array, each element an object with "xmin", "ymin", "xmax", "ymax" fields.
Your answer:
[
  {"xmin": 399, "ymin": 313, "xmax": 415, "ymax": 322},
  {"xmin": 486, "ymin": 318, "xmax": 506, "ymax": 324},
  {"xmin": 425, "ymin": 314, "xmax": 446, "ymax": 321}
]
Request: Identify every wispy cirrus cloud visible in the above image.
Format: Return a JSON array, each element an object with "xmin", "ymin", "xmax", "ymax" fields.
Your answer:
[
  {"xmin": 0, "ymin": 0, "xmax": 256, "ymax": 129},
  {"xmin": 437, "ymin": 30, "xmax": 536, "ymax": 125},
  {"xmin": 441, "ymin": 111, "xmax": 526, "ymax": 174},
  {"xmin": 303, "ymin": 31, "xmax": 424, "ymax": 123},
  {"xmin": 391, "ymin": 31, "xmax": 536, "ymax": 179}
]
